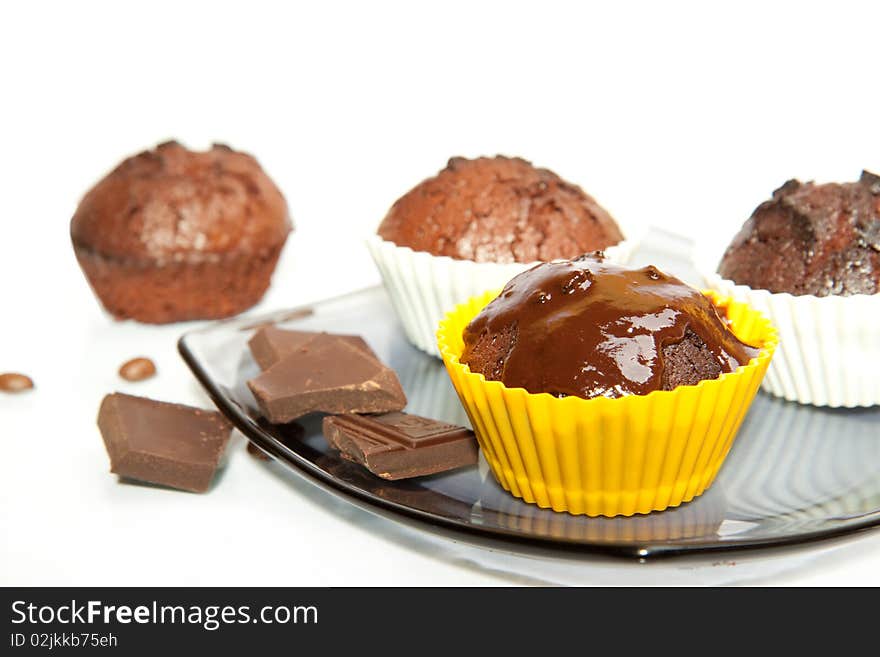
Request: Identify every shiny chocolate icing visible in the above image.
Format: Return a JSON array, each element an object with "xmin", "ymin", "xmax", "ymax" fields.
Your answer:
[{"xmin": 461, "ymin": 253, "xmax": 759, "ymax": 399}]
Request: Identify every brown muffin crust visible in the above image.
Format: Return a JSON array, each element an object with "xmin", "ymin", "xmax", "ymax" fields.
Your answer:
[
  {"xmin": 718, "ymin": 171, "xmax": 880, "ymax": 296},
  {"xmin": 71, "ymin": 141, "xmax": 291, "ymax": 261},
  {"xmin": 377, "ymin": 156, "xmax": 624, "ymax": 264},
  {"xmin": 70, "ymin": 141, "xmax": 292, "ymax": 323},
  {"xmin": 659, "ymin": 329, "xmax": 724, "ymax": 391},
  {"xmin": 74, "ymin": 247, "xmax": 285, "ymax": 324}
]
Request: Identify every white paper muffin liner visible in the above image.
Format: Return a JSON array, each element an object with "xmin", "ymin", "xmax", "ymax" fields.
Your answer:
[
  {"xmin": 698, "ymin": 253, "xmax": 880, "ymax": 408},
  {"xmin": 366, "ymin": 234, "xmax": 638, "ymax": 358}
]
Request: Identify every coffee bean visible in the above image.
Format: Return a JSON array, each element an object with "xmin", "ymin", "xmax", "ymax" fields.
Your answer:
[
  {"xmin": 0, "ymin": 372, "xmax": 34, "ymax": 393},
  {"xmin": 119, "ymin": 357, "xmax": 156, "ymax": 382}
]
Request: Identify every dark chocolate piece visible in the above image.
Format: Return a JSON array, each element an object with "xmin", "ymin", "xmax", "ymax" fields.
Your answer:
[
  {"xmin": 119, "ymin": 357, "xmax": 156, "ymax": 382},
  {"xmin": 322, "ymin": 412, "xmax": 478, "ymax": 480},
  {"xmin": 462, "ymin": 253, "xmax": 759, "ymax": 400},
  {"xmin": 247, "ymin": 339, "xmax": 406, "ymax": 423},
  {"xmin": 0, "ymin": 372, "xmax": 34, "ymax": 393},
  {"xmin": 248, "ymin": 327, "xmax": 373, "ymax": 371},
  {"xmin": 97, "ymin": 393, "xmax": 232, "ymax": 493},
  {"xmin": 314, "ymin": 453, "xmax": 478, "ymax": 515}
]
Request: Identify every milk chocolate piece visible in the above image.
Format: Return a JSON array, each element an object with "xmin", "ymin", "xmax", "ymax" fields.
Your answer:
[
  {"xmin": 323, "ymin": 412, "xmax": 478, "ymax": 480},
  {"xmin": 247, "ymin": 339, "xmax": 406, "ymax": 423},
  {"xmin": 97, "ymin": 393, "xmax": 233, "ymax": 493},
  {"xmin": 248, "ymin": 327, "xmax": 373, "ymax": 371}
]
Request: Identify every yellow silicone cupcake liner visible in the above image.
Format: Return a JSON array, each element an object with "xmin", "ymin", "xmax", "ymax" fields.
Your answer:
[{"xmin": 437, "ymin": 289, "xmax": 778, "ymax": 517}]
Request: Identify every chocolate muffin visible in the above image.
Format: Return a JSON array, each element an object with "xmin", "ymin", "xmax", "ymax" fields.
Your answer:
[
  {"xmin": 461, "ymin": 253, "xmax": 758, "ymax": 399},
  {"xmin": 718, "ymin": 171, "xmax": 880, "ymax": 296},
  {"xmin": 377, "ymin": 156, "xmax": 624, "ymax": 264},
  {"xmin": 71, "ymin": 141, "xmax": 292, "ymax": 323}
]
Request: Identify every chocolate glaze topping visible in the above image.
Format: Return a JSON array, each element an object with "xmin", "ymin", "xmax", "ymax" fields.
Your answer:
[{"xmin": 461, "ymin": 254, "xmax": 759, "ymax": 399}]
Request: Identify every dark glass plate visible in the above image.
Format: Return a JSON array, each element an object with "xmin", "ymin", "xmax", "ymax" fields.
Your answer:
[{"xmin": 178, "ymin": 234, "xmax": 880, "ymax": 558}]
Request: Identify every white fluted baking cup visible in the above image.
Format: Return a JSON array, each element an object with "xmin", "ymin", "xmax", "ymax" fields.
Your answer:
[
  {"xmin": 366, "ymin": 234, "xmax": 638, "ymax": 358},
  {"xmin": 698, "ymin": 253, "xmax": 880, "ymax": 408}
]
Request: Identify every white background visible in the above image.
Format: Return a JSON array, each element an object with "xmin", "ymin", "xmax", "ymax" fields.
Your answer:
[{"xmin": 2, "ymin": 1, "xmax": 879, "ymax": 586}]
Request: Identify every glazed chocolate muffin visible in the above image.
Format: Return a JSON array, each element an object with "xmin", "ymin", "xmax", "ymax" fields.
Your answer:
[
  {"xmin": 71, "ymin": 141, "xmax": 292, "ymax": 323},
  {"xmin": 718, "ymin": 171, "xmax": 880, "ymax": 297},
  {"xmin": 377, "ymin": 156, "xmax": 624, "ymax": 264},
  {"xmin": 461, "ymin": 253, "xmax": 758, "ymax": 399}
]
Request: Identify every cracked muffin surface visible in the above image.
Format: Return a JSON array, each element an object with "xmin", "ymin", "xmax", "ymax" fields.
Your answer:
[
  {"xmin": 718, "ymin": 171, "xmax": 880, "ymax": 297},
  {"xmin": 71, "ymin": 141, "xmax": 291, "ymax": 261},
  {"xmin": 377, "ymin": 156, "xmax": 623, "ymax": 263},
  {"xmin": 70, "ymin": 141, "xmax": 292, "ymax": 323}
]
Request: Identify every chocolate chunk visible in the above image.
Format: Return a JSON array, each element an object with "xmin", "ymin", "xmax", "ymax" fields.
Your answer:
[
  {"xmin": 118, "ymin": 357, "xmax": 157, "ymax": 382},
  {"xmin": 247, "ymin": 327, "xmax": 314, "ymax": 370},
  {"xmin": 0, "ymin": 372, "xmax": 34, "ymax": 393},
  {"xmin": 322, "ymin": 412, "xmax": 478, "ymax": 480},
  {"xmin": 247, "ymin": 339, "xmax": 406, "ymax": 423},
  {"xmin": 248, "ymin": 327, "xmax": 373, "ymax": 371},
  {"xmin": 97, "ymin": 393, "xmax": 233, "ymax": 493}
]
